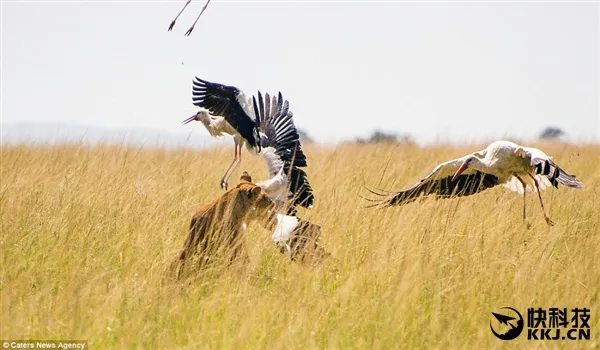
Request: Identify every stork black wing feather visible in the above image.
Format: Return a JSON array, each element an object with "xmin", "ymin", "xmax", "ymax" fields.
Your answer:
[
  {"xmin": 191, "ymin": 77, "xmax": 259, "ymax": 148},
  {"xmin": 384, "ymin": 171, "xmax": 500, "ymax": 206},
  {"xmin": 257, "ymin": 91, "xmax": 265, "ymax": 128},
  {"xmin": 269, "ymin": 94, "xmax": 278, "ymax": 123},
  {"xmin": 285, "ymin": 167, "xmax": 314, "ymax": 215},
  {"xmin": 264, "ymin": 93, "xmax": 272, "ymax": 128},
  {"xmin": 252, "ymin": 94, "xmax": 260, "ymax": 127}
]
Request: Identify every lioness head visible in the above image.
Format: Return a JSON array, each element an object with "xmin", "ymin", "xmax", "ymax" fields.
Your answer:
[{"xmin": 235, "ymin": 172, "xmax": 276, "ymax": 221}]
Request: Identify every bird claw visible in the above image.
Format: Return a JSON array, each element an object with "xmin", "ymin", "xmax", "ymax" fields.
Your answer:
[
  {"xmin": 545, "ymin": 217, "xmax": 556, "ymax": 226},
  {"xmin": 184, "ymin": 26, "xmax": 195, "ymax": 36},
  {"xmin": 525, "ymin": 222, "xmax": 532, "ymax": 230},
  {"xmin": 220, "ymin": 180, "xmax": 228, "ymax": 191},
  {"xmin": 168, "ymin": 20, "xmax": 176, "ymax": 31}
]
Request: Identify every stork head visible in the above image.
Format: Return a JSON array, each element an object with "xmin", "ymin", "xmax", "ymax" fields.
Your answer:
[
  {"xmin": 452, "ymin": 156, "xmax": 477, "ymax": 182},
  {"xmin": 181, "ymin": 110, "xmax": 210, "ymax": 125}
]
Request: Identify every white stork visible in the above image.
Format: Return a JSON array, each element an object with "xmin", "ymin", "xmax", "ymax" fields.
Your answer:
[
  {"xmin": 366, "ymin": 140, "xmax": 583, "ymax": 226},
  {"xmin": 182, "ymin": 77, "xmax": 314, "ymax": 213},
  {"xmin": 183, "ymin": 77, "xmax": 261, "ymax": 190},
  {"xmin": 168, "ymin": 0, "xmax": 211, "ymax": 36}
]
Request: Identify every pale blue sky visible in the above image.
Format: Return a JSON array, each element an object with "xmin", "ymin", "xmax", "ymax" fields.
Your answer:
[{"xmin": 1, "ymin": 1, "xmax": 598, "ymax": 144}]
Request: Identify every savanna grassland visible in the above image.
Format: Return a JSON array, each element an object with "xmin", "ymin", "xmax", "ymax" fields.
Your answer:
[{"xmin": 1, "ymin": 142, "xmax": 599, "ymax": 349}]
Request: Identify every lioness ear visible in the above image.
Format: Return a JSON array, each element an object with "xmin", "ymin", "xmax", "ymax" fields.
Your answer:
[
  {"xmin": 248, "ymin": 186, "xmax": 262, "ymax": 199},
  {"xmin": 240, "ymin": 171, "xmax": 252, "ymax": 183}
]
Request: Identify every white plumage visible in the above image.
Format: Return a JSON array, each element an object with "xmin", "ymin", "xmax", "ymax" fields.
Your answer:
[
  {"xmin": 184, "ymin": 109, "xmax": 237, "ymax": 138},
  {"xmin": 271, "ymin": 213, "xmax": 300, "ymax": 246},
  {"xmin": 256, "ymin": 165, "xmax": 289, "ymax": 206},
  {"xmin": 266, "ymin": 212, "xmax": 323, "ymax": 261}
]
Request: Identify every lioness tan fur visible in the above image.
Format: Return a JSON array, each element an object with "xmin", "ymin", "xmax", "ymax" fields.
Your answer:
[{"xmin": 172, "ymin": 174, "xmax": 275, "ymax": 279}]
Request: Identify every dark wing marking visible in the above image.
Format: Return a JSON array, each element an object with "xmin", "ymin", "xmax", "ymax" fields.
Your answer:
[
  {"xmin": 192, "ymin": 77, "xmax": 259, "ymax": 148},
  {"xmin": 286, "ymin": 167, "xmax": 314, "ymax": 214},
  {"xmin": 372, "ymin": 171, "xmax": 500, "ymax": 207},
  {"xmin": 256, "ymin": 91, "xmax": 265, "ymax": 129},
  {"xmin": 254, "ymin": 91, "xmax": 314, "ymax": 212},
  {"xmin": 252, "ymin": 94, "xmax": 260, "ymax": 128},
  {"xmin": 534, "ymin": 159, "xmax": 583, "ymax": 189}
]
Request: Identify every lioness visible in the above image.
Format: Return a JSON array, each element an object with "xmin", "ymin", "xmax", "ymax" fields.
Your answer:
[{"xmin": 172, "ymin": 174, "xmax": 276, "ymax": 279}]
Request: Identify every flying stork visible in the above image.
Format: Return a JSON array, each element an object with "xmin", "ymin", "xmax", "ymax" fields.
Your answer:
[
  {"xmin": 366, "ymin": 140, "xmax": 583, "ymax": 226},
  {"xmin": 183, "ymin": 77, "xmax": 261, "ymax": 191},
  {"xmin": 182, "ymin": 77, "xmax": 314, "ymax": 214},
  {"xmin": 168, "ymin": 0, "xmax": 212, "ymax": 36}
]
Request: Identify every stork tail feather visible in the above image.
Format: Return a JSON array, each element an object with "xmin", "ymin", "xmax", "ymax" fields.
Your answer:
[{"xmin": 535, "ymin": 160, "xmax": 583, "ymax": 189}]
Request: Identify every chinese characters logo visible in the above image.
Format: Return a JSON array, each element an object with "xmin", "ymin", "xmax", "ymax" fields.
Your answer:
[{"xmin": 490, "ymin": 307, "xmax": 590, "ymax": 341}]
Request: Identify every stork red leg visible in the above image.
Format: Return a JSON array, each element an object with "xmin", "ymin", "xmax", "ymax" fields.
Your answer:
[
  {"xmin": 529, "ymin": 174, "xmax": 555, "ymax": 226},
  {"xmin": 185, "ymin": 0, "xmax": 212, "ymax": 36},
  {"xmin": 220, "ymin": 141, "xmax": 241, "ymax": 190},
  {"xmin": 168, "ymin": 0, "xmax": 192, "ymax": 31},
  {"xmin": 514, "ymin": 175, "xmax": 531, "ymax": 229}
]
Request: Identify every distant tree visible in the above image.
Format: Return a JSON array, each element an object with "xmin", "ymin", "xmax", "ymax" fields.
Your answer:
[
  {"xmin": 539, "ymin": 127, "xmax": 565, "ymax": 140},
  {"xmin": 368, "ymin": 130, "xmax": 398, "ymax": 143},
  {"xmin": 297, "ymin": 128, "xmax": 315, "ymax": 144},
  {"xmin": 356, "ymin": 130, "xmax": 415, "ymax": 145}
]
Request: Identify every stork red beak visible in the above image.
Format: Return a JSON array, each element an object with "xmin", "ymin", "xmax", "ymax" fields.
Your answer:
[
  {"xmin": 181, "ymin": 113, "xmax": 197, "ymax": 125},
  {"xmin": 452, "ymin": 163, "xmax": 469, "ymax": 182}
]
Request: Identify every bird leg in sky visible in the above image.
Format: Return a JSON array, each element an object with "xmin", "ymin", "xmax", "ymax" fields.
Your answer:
[
  {"xmin": 185, "ymin": 0, "xmax": 212, "ymax": 36},
  {"xmin": 168, "ymin": 0, "xmax": 192, "ymax": 31},
  {"xmin": 529, "ymin": 174, "xmax": 556, "ymax": 226},
  {"xmin": 221, "ymin": 142, "xmax": 241, "ymax": 191},
  {"xmin": 514, "ymin": 175, "xmax": 531, "ymax": 229}
]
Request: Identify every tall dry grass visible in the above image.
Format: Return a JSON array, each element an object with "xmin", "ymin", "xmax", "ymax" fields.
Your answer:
[{"xmin": 1, "ymin": 142, "xmax": 598, "ymax": 348}]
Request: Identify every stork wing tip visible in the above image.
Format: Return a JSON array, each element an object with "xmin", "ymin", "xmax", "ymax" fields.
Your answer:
[{"xmin": 360, "ymin": 187, "xmax": 397, "ymax": 209}]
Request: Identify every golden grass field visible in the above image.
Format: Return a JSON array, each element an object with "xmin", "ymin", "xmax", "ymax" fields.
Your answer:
[{"xmin": 1, "ymin": 142, "xmax": 599, "ymax": 349}]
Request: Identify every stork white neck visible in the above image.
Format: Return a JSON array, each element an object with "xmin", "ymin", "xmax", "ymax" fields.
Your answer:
[
  {"xmin": 468, "ymin": 155, "xmax": 493, "ymax": 172},
  {"xmin": 195, "ymin": 110, "xmax": 212, "ymax": 125},
  {"xmin": 452, "ymin": 154, "xmax": 492, "ymax": 181}
]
